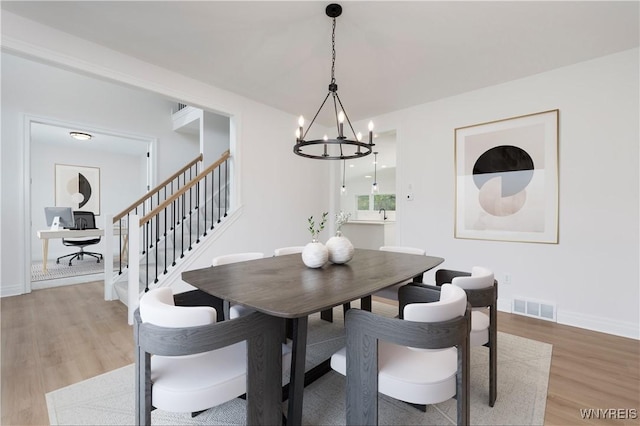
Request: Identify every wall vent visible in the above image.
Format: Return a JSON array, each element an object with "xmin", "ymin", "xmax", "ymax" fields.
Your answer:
[{"xmin": 512, "ymin": 297, "xmax": 556, "ymax": 322}]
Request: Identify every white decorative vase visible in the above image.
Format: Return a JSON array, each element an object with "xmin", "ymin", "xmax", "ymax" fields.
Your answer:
[
  {"xmin": 302, "ymin": 240, "xmax": 329, "ymax": 268},
  {"xmin": 326, "ymin": 231, "xmax": 354, "ymax": 264}
]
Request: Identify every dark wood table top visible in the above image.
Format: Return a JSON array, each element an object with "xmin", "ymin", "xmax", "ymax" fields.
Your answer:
[{"xmin": 182, "ymin": 248, "xmax": 444, "ymax": 318}]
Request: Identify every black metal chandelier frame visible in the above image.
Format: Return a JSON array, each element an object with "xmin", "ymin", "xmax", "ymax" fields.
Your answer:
[{"xmin": 293, "ymin": 3, "xmax": 374, "ymax": 160}]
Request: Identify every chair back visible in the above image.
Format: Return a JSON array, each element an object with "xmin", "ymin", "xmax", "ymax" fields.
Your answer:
[
  {"xmin": 403, "ymin": 284, "xmax": 467, "ymax": 323},
  {"xmin": 274, "ymin": 246, "xmax": 305, "ymax": 256},
  {"xmin": 139, "ymin": 287, "xmax": 216, "ymax": 327},
  {"xmin": 452, "ymin": 267, "xmax": 494, "ymax": 290},
  {"xmin": 379, "ymin": 246, "xmax": 426, "ymax": 256},
  {"xmin": 73, "ymin": 211, "xmax": 97, "ymax": 229},
  {"xmin": 212, "ymin": 252, "xmax": 264, "ymax": 266}
]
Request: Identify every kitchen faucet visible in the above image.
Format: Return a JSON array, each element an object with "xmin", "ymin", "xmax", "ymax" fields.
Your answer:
[{"xmin": 379, "ymin": 208, "xmax": 388, "ymax": 220}]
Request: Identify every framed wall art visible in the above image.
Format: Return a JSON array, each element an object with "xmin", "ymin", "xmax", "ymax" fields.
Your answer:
[
  {"xmin": 55, "ymin": 164, "xmax": 101, "ymax": 215},
  {"xmin": 454, "ymin": 109, "xmax": 558, "ymax": 243}
]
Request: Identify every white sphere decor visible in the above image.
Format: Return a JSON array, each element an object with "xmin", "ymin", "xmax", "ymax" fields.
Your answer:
[
  {"xmin": 326, "ymin": 231, "xmax": 354, "ymax": 264},
  {"xmin": 302, "ymin": 241, "xmax": 329, "ymax": 268}
]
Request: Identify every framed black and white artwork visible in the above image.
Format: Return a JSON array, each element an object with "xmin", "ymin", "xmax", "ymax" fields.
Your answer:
[
  {"xmin": 454, "ymin": 110, "xmax": 559, "ymax": 243},
  {"xmin": 55, "ymin": 164, "xmax": 101, "ymax": 215}
]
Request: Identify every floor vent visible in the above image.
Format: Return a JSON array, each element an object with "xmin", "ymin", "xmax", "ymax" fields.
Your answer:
[{"xmin": 512, "ymin": 297, "xmax": 557, "ymax": 322}]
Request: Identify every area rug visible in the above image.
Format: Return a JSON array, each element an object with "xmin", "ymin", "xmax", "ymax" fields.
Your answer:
[
  {"xmin": 46, "ymin": 301, "xmax": 552, "ymax": 425},
  {"xmin": 31, "ymin": 258, "xmax": 121, "ymax": 282}
]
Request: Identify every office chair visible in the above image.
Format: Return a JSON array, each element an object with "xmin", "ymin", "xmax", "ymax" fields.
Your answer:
[{"xmin": 56, "ymin": 211, "xmax": 103, "ymax": 266}]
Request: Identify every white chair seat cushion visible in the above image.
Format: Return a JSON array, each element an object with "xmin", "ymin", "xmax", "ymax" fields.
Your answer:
[
  {"xmin": 470, "ymin": 310, "xmax": 490, "ymax": 346},
  {"xmin": 331, "ymin": 343, "xmax": 458, "ymax": 405},
  {"xmin": 151, "ymin": 342, "xmax": 247, "ymax": 413}
]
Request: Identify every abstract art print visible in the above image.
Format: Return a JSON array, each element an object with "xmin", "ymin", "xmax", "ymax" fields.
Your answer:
[
  {"xmin": 55, "ymin": 164, "xmax": 100, "ymax": 215},
  {"xmin": 455, "ymin": 110, "xmax": 558, "ymax": 243}
]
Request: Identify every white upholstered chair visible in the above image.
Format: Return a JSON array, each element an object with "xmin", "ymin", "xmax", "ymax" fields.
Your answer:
[
  {"xmin": 434, "ymin": 266, "xmax": 497, "ymax": 406},
  {"xmin": 134, "ymin": 287, "xmax": 288, "ymax": 425},
  {"xmin": 273, "ymin": 246, "xmax": 305, "ymax": 256},
  {"xmin": 331, "ymin": 284, "xmax": 471, "ymax": 425},
  {"xmin": 211, "ymin": 252, "xmax": 264, "ymax": 319},
  {"xmin": 374, "ymin": 246, "xmax": 427, "ymax": 301}
]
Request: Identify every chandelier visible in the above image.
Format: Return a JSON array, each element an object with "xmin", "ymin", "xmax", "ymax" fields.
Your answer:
[{"xmin": 293, "ymin": 3, "xmax": 374, "ymax": 160}]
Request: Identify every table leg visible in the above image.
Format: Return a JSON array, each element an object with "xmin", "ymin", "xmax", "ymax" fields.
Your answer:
[
  {"xmin": 42, "ymin": 239, "xmax": 49, "ymax": 273},
  {"xmin": 361, "ymin": 295, "xmax": 372, "ymax": 312},
  {"xmin": 287, "ymin": 316, "xmax": 308, "ymax": 425}
]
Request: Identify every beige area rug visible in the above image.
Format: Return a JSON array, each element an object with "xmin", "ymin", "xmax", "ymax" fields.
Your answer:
[
  {"xmin": 46, "ymin": 301, "xmax": 552, "ymax": 425},
  {"xmin": 31, "ymin": 258, "xmax": 122, "ymax": 282}
]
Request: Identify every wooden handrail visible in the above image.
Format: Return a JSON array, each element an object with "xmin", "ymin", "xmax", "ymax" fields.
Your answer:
[
  {"xmin": 113, "ymin": 154, "xmax": 203, "ymax": 222},
  {"xmin": 139, "ymin": 150, "xmax": 230, "ymax": 226}
]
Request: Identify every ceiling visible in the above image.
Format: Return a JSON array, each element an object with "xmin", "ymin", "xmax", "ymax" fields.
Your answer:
[
  {"xmin": 2, "ymin": 1, "xmax": 638, "ymax": 129},
  {"xmin": 31, "ymin": 122, "xmax": 150, "ymax": 157}
]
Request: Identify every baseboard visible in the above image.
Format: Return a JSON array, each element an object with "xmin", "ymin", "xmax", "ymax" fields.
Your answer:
[
  {"xmin": 557, "ymin": 309, "xmax": 639, "ymax": 340},
  {"xmin": 498, "ymin": 297, "xmax": 639, "ymax": 340}
]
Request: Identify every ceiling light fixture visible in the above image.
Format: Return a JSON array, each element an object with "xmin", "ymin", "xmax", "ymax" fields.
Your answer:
[
  {"xmin": 69, "ymin": 131, "xmax": 92, "ymax": 141},
  {"xmin": 341, "ymin": 159, "xmax": 347, "ymax": 194},
  {"xmin": 293, "ymin": 3, "xmax": 374, "ymax": 160},
  {"xmin": 371, "ymin": 151, "xmax": 379, "ymax": 194}
]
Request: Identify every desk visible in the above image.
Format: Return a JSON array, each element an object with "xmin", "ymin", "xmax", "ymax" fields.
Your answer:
[
  {"xmin": 36, "ymin": 228, "xmax": 128, "ymax": 272},
  {"xmin": 182, "ymin": 248, "xmax": 444, "ymax": 425}
]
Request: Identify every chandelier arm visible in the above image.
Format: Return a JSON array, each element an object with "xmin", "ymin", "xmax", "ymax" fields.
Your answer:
[
  {"xmin": 302, "ymin": 92, "xmax": 332, "ymax": 140},
  {"xmin": 332, "ymin": 93, "xmax": 341, "ymax": 135},
  {"xmin": 334, "ymin": 93, "xmax": 359, "ymax": 141}
]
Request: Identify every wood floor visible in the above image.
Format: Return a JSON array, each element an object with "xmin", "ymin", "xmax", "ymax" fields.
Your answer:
[{"xmin": 1, "ymin": 281, "xmax": 638, "ymax": 425}]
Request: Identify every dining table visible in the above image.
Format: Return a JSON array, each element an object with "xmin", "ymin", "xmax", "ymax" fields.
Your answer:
[{"xmin": 181, "ymin": 248, "xmax": 444, "ymax": 425}]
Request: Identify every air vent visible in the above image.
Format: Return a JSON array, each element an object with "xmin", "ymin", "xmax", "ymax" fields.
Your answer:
[{"xmin": 512, "ymin": 297, "xmax": 556, "ymax": 322}]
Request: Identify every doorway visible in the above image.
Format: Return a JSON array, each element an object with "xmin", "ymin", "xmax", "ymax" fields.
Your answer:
[{"xmin": 27, "ymin": 117, "xmax": 155, "ymax": 291}]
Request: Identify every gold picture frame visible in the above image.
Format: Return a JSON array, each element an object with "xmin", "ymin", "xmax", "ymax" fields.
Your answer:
[{"xmin": 454, "ymin": 110, "xmax": 559, "ymax": 243}]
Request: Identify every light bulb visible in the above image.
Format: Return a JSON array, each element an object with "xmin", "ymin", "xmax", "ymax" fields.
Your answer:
[
  {"xmin": 295, "ymin": 128, "xmax": 301, "ymax": 138},
  {"xmin": 323, "ymin": 134, "xmax": 328, "ymax": 141},
  {"xmin": 298, "ymin": 116, "xmax": 305, "ymax": 127},
  {"xmin": 368, "ymin": 121, "xmax": 374, "ymax": 132},
  {"xmin": 356, "ymin": 132, "xmax": 362, "ymax": 141},
  {"xmin": 341, "ymin": 185, "xmax": 346, "ymax": 194},
  {"xmin": 338, "ymin": 111, "xmax": 345, "ymax": 123}
]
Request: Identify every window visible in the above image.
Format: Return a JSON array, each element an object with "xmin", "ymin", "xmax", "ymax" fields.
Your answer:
[
  {"xmin": 374, "ymin": 194, "xmax": 396, "ymax": 211},
  {"xmin": 357, "ymin": 195, "xmax": 370, "ymax": 210},
  {"xmin": 356, "ymin": 194, "xmax": 396, "ymax": 211}
]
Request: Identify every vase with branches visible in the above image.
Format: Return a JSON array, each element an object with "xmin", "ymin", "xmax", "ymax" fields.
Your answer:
[
  {"xmin": 302, "ymin": 212, "xmax": 329, "ymax": 268},
  {"xmin": 327, "ymin": 210, "xmax": 354, "ymax": 264},
  {"xmin": 307, "ymin": 212, "xmax": 328, "ymax": 242}
]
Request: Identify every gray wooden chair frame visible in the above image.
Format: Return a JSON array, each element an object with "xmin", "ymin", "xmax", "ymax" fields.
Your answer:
[
  {"xmin": 345, "ymin": 284, "xmax": 471, "ymax": 426},
  {"xmin": 409, "ymin": 268, "xmax": 498, "ymax": 407},
  {"xmin": 133, "ymin": 309, "xmax": 285, "ymax": 426}
]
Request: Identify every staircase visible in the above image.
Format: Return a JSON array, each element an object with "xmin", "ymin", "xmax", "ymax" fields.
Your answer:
[{"xmin": 106, "ymin": 150, "xmax": 231, "ymax": 319}]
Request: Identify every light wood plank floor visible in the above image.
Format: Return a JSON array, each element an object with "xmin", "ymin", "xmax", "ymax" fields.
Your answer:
[{"xmin": 1, "ymin": 281, "xmax": 638, "ymax": 425}]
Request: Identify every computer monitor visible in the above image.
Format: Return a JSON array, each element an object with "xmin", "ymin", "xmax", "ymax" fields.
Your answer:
[{"xmin": 44, "ymin": 207, "xmax": 75, "ymax": 230}]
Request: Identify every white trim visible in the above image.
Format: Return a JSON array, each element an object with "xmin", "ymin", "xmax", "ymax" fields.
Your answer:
[
  {"xmin": 557, "ymin": 310, "xmax": 639, "ymax": 340},
  {"xmin": 499, "ymin": 297, "xmax": 639, "ymax": 340}
]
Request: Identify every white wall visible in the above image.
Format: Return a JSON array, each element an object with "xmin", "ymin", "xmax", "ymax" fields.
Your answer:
[
  {"xmin": 30, "ymin": 135, "xmax": 145, "ymax": 261},
  {"xmin": 1, "ymin": 51, "xmax": 201, "ymax": 294},
  {"xmin": 2, "ymin": 11, "xmax": 636, "ymax": 339},
  {"xmin": 1, "ymin": 12, "xmax": 328, "ymax": 296},
  {"xmin": 352, "ymin": 48, "xmax": 639, "ymax": 338}
]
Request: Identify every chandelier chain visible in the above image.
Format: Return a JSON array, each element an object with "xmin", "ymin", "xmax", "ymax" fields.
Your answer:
[{"xmin": 331, "ymin": 17, "xmax": 336, "ymax": 85}]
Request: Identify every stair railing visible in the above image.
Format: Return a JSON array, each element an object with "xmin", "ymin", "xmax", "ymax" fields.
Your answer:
[
  {"xmin": 111, "ymin": 154, "xmax": 203, "ymax": 275},
  {"xmin": 134, "ymin": 150, "xmax": 230, "ymax": 294}
]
